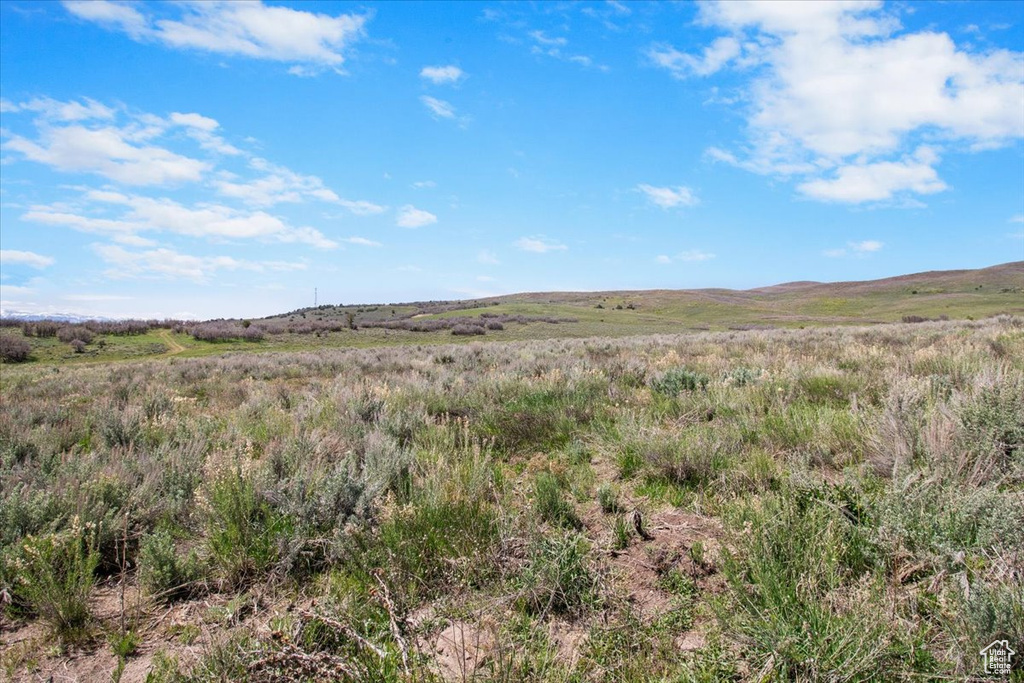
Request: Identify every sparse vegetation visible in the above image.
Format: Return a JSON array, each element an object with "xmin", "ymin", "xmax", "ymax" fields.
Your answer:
[{"xmin": 0, "ymin": 313, "xmax": 1022, "ymax": 681}]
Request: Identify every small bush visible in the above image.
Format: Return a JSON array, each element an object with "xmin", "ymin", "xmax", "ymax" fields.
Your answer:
[
  {"xmin": 596, "ymin": 483, "xmax": 620, "ymax": 513},
  {"xmin": 138, "ymin": 529, "xmax": 201, "ymax": 602},
  {"xmin": 0, "ymin": 335, "xmax": 31, "ymax": 362},
  {"xmin": 651, "ymin": 367, "xmax": 709, "ymax": 395},
  {"xmin": 57, "ymin": 326, "xmax": 94, "ymax": 344},
  {"xmin": 724, "ymin": 366, "xmax": 762, "ymax": 387},
  {"xmin": 13, "ymin": 518, "xmax": 100, "ymax": 643},
  {"xmin": 451, "ymin": 324, "xmax": 486, "ymax": 336},
  {"xmin": 206, "ymin": 471, "xmax": 292, "ymax": 587}
]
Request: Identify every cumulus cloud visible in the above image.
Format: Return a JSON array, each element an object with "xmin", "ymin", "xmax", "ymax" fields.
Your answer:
[
  {"xmin": 656, "ymin": 0, "xmax": 1024, "ymax": 204},
  {"xmin": 515, "ymin": 236, "xmax": 567, "ymax": 253},
  {"xmin": 0, "ymin": 250, "xmax": 55, "ymax": 269},
  {"xmin": 396, "ymin": 205, "xmax": 437, "ymax": 228},
  {"xmin": 798, "ymin": 147, "xmax": 948, "ymax": 202},
  {"xmin": 420, "ymin": 96, "xmax": 456, "ymax": 120},
  {"xmin": 636, "ymin": 184, "xmax": 699, "ymax": 209},
  {"xmin": 477, "ymin": 249, "xmax": 500, "ymax": 265},
  {"xmin": 420, "ymin": 65, "xmax": 465, "ymax": 84},
  {"xmin": 63, "ymin": 0, "xmax": 368, "ymax": 73}
]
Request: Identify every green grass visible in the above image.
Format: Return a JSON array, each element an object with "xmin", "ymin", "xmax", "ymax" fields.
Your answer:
[{"xmin": 3, "ymin": 262, "xmax": 1021, "ymax": 367}]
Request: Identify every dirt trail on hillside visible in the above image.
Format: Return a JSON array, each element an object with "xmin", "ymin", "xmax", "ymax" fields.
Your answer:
[{"xmin": 158, "ymin": 329, "xmax": 186, "ymax": 355}]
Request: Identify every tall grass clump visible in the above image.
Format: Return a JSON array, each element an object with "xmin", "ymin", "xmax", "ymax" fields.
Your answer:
[
  {"xmin": 533, "ymin": 471, "xmax": 582, "ymax": 529},
  {"xmin": 516, "ymin": 532, "xmax": 600, "ymax": 617},
  {"xmin": 716, "ymin": 493, "xmax": 895, "ymax": 680},
  {"xmin": 356, "ymin": 495, "xmax": 500, "ymax": 606}
]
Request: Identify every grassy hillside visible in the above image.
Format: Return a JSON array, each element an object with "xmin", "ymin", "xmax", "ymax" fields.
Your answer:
[
  {"xmin": 2, "ymin": 262, "xmax": 1022, "ymax": 366},
  {"xmin": 1, "ymin": 317, "xmax": 1022, "ymax": 681}
]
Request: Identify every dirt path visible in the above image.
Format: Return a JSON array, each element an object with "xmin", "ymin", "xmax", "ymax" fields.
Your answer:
[{"xmin": 158, "ymin": 329, "xmax": 186, "ymax": 355}]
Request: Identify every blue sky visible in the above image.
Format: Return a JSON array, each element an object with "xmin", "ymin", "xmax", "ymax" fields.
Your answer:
[{"xmin": 1, "ymin": 0, "xmax": 1022, "ymax": 320}]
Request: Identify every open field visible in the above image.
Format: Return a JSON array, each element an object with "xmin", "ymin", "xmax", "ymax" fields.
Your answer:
[
  {"xmin": 1, "ymin": 314, "xmax": 1022, "ymax": 681},
  {"xmin": 1, "ymin": 262, "xmax": 1022, "ymax": 366}
]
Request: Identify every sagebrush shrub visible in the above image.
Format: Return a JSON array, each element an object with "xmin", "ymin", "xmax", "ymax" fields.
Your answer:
[
  {"xmin": 651, "ymin": 367, "xmax": 709, "ymax": 395},
  {"xmin": 206, "ymin": 471, "xmax": 292, "ymax": 586},
  {"xmin": 13, "ymin": 517, "xmax": 99, "ymax": 642},
  {"xmin": 139, "ymin": 529, "xmax": 201, "ymax": 602}
]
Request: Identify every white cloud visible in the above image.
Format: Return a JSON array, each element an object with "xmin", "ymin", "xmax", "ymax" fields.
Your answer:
[
  {"xmin": 93, "ymin": 244, "xmax": 307, "ymax": 283},
  {"xmin": 1010, "ymin": 214, "xmax": 1024, "ymax": 223},
  {"xmin": 823, "ymin": 240, "xmax": 885, "ymax": 258},
  {"xmin": 515, "ymin": 236, "xmax": 567, "ymax": 253},
  {"xmin": 852, "ymin": 240, "xmax": 883, "ymax": 252},
  {"xmin": 61, "ymin": 0, "xmax": 148, "ymax": 37},
  {"xmin": 25, "ymin": 192, "xmax": 337, "ymax": 249},
  {"xmin": 527, "ymin": 30, "xmax": 603, "ymax": 70},
  {"xmin": 5, "ymin": 124, "xmax": 210, "ymax": 186},
  {"xmin": 63, "ymin": 294, "xmax": 133, "ymax": 302},
  {"xmin": 636, "ymin": 184, "xmax": 699, "ymax": 209},
  {"xmin": 477, "ymin": 249, "xmax": 500, "ymax": 265},
  {"xmin": 169, "ymin": 112, "xmax": 219, "ymax": 131},
  {"xmin": 665, "ymin": 0, "xmax": 1024, "ymax": 204},
  {"xmin": 657, "ymin": 249, "xmax": 716, "ymax": 264},
  {"xmin": 169, "ymin": 111, "xmax": 241, "ymax": 155},
  {"xmin": 342, "ymin": 236, "xmax": 382, "ymax": 247},
  {"xmin": 1, "ymin": 96, "xmax": 115, "ymax": 121},
  {"xmin": 63, "ymin": 1, "xmax": 368, "ymax": 72},
  {"xmin": 798, "ymin": 147, "xmax": 948, "ymax": 202},
  {"xmin": 677, "ymin": 249, "xmax": 715, "ymax": 262},
  {"xmin": 420, "ymin": 65, "xmax": 465, "ymax": 84},
  {"xmin": 420, "ymin": 96, "xmax": 456, "ymax": 120},
  {"xmin": 0, "ymin": 250, "xmax": 54, "ymax": 268},
  {"xmin": 411, "ymin": 180, "xmax": 436, "ymax": 189},
  {"xmin": 529, "ymin": 30, "xmax": 567, "ymax": 47},
  {"xmin": 396, "ymin": 205, "xmax": 437, "ymax": 228},
  {"xmin": 646, "ymin": 37, "xmax": 740, "ymax": 78},
  {"xmin": 213, "ymin": 158, "xmax": 379, "ymax": 211},
  {"xmin": 338, "ymin": 199, "xmax": 386, "ymax": 215}
]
